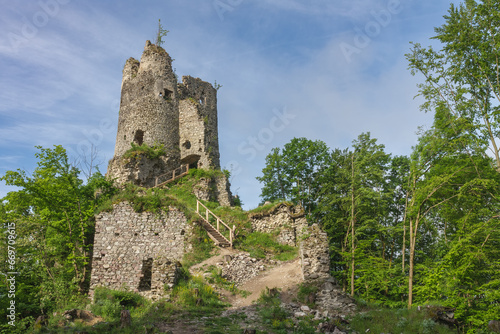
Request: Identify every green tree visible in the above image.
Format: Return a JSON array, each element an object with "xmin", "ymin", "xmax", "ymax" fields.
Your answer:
[
  {"xmin": 256, "ymin": 137, "xmax": 330, "ymax": 213},
  {"xmin": 256, "ymin": 147, "xmax": 289, "ymax": 202},
  {"xmin": 0, "ymin": 146, "xmax": 116, "ymax": 330},
  {"xmin": 407, "ymin": 0, "xmax": 500, "ymax": 170},
  {"xmin": 406, "ymin": 2, "xmax": 500, "ymax": 329},
  {"xmin": 317, "ymin": 133, "xmax": 390, "ymax": 296},
  {"xmin": 155, "ymin": 19, "xmax": 169, "ymax": 47}
]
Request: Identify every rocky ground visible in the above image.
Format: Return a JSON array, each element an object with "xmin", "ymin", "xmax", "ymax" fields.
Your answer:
[
  {"xmin": 58, "ymin": 250, "xmax": 358, "ymax": 333},
  {"xmin": 188, "ymin": 249, "xmax": 357, "ymax": 333}
]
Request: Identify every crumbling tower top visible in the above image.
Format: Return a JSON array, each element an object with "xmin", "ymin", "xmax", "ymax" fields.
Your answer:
[
  {"xmin": 107, "ymin": 41, "xmax": 221, "ymax": 187},
  {"xmin": 113, "ymin": 40, "xmax": 179, "ymax": 160}
]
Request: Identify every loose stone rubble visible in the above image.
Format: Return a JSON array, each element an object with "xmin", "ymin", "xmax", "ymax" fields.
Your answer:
[{"xmin": 215, "ymin": 252, "xmax": 274, "ymax": 285}]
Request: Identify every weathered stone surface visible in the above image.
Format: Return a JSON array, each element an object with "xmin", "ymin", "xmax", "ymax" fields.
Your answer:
[
  {"xmin": 489, "ymin": 320, "xmax": 500, "ymax": 333},
  {"xmin": 215, "ymin": 252, "xmax": 272, "ymax": 285},
  {"xmin": 193, "ymin": 175, "xmax": 233, "ymax": 207},
  {"xmin": 300, "ymin": 224, "xmax": 330, "ymax": 282},
  {"xmin": 315, "ymin": 280, "xmax": 357, "ymax": 315},
  {"xmin": 107, "ymin": 154, "xmax": 177, "ymax": 188},
  {"xmin": 120, "ymin": 310, "xmax": 131, "ymax": 328},
  {"xmin": 89, "ymin": 202, "xmax": 192, "ymax": 300},
  {"xmin": 113, "ymin": 41, "xmax": 179, "ymax": 160},
  {"xmin": 178, "ymin": 76, "xmax": 220, "ymax": 170},
  {"xmin": 107, "ymin": 41, "xmax": 222, "ymax": 187},
  {"xmin": 250, "ymin": 203, "xmax": 307, "ymax": 246}
]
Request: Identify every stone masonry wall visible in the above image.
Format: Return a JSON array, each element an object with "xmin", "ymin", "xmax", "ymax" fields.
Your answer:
[
  {"xmin": 300, "ymin": 224, "xmax": 330, "ymax": 282},
  {"xmin": 192, "ymin": 175, "xmax": 233, "ymax": 207},
  {"xmin": 89, "ymin": 201, "xmax": 192, "ymax": 300},
  {"xmin": 250, "ymin": 203, "xmax": 307, "ymax": 246},
  {"xmin": 178, "ymin": 76, "xmax": 220, "ymax": 170},
  {"xmin": 106, "ymin": 154, "xmax": 178, "ymax": 188}
]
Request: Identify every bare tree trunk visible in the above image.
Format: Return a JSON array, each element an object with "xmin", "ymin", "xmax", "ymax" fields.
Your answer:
[
  {"xmin": 351, "ymin": 153, "xmax": 355, "ymax": 297},
  {"xmin": 402, "ymin": 191, "xmax": 409, "ymax": 273},
  {"xmin": 408, "ymin": 219, "xmax": 414, "ymax": 309}
]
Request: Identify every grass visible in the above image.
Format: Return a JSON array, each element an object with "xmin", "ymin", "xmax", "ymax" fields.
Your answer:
[
  {"xmin": 204, "ymin": 265, "xmax": 251, "ymax": 297},
  {"xmin": 238, "ymin": 231, "xmax": 298, "ymax": 261},
  {"xmin": 182, "ymin": 223, "xmax": 215, "ymax": 268},
  {"xmin": 247, "ymin": 200, "xmax": 294, "ymax": 216},
  {"xmin": 256, "ymin": 288, "xmax": 318, "ymax": 334},
  {"xmin": 348, "ymin": 305, "xmax": 457, "ymax": 334},
  {"xmin": 171, "ymin": 274, "xmax": 228, "ymax": 309},
  {"xmin": 296, "ymin": 282, "xmax": 319, "ymax": 308},
  {"xmin": 201, "ymin": 313, "xmax": 248, "ymax": 334}
]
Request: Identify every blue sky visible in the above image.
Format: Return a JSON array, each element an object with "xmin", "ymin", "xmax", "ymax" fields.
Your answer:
[{"xmin": 0, "ymin": 0, "xmax": 458, "ymax": 209}]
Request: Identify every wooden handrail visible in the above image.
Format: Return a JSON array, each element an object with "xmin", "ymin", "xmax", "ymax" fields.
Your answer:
[
  {"xmin": 196, "ymin": 200, "xmax": 235, "ymax": 247},
  {"xmin": 154, "ymin": 164, "xmax": 189, "ymax": 187}
]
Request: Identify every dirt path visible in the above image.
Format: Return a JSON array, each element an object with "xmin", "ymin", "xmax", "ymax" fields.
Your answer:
[
  {"xmin": 189, "ymin": 251, "xmax": 303, "ymax": 309},
  {"xmin": 226, "ymin": 258, "xmax": 303, "ymax": 308}
]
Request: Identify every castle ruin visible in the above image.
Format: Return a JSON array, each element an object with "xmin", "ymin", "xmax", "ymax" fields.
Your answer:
[
  {"xmin": 107, "ymin": 40, "xmax": 221, "ymax": 187},
  {"xmin": 89, "ymin": 41, "xmax": 339, "ymax": 310},
  {"xmin": 90, "ymin": 41, "xmax": 230, "ymax": 299}
]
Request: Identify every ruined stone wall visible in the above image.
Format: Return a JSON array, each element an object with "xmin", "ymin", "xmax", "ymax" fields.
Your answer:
[
  {"xmin": 192, "ymin": 175, "xmax": 233, "ymax": 207},
  {"xmin": 300, "ymin": 224, "xmax": 330, "ymax": 282},
  {"xmin": 178, "ymin": 76, "xmax": 220, "ymax": 170},
  {"xmin": 250, "ymin": 204, "xmax": 331, "ymax": 284},
  {"xmin": 106, "ymin": 154, "xmax": 177, "ymax": 188},
  {"xmin": 249, "ymin": 204, "xmax": 307, "ymax": 246},
  {"xmin": 89, "ymin": 202, "xmax": 192, "ymax": 300}
]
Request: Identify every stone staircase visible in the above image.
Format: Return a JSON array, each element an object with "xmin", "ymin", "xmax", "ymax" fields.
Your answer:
[{"xmin": 196, "ymin": 200, "xmax": 235, "ymax": 248}]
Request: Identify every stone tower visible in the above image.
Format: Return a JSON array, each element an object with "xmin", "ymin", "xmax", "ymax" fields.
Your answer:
[
  {"xmin": 107, "ymin": 41, "xmax": 221, "ymax": 187},
  {"xmin": 114, "ymin": 40, "xmax": 179, "ymax": 159},
  {"xmin": 178, "ymin": 76, "xmax": 220, "ymax": 170}
]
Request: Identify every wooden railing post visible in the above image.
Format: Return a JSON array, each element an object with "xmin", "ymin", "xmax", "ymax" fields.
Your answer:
[{"xmin": 196, "ymin": 200, "xmax": 236, "ymax": 248}]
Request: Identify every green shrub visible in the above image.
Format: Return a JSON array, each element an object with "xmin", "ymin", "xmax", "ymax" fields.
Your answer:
[
  {"xmin": 91, "ymin": 288, "xmax": 146, "ymax": 321},
  {"xmin": 182, "ymin": 224, "xmax": 215, "ymax": 268},
  {"xmin": 172, "ymin": 275, "xmax": 226, "ymax": 309},
  {"xmin": 205, "ymin": 265, "xmax": 249, "ymax": 297},
  {"xmin": 256, "ymin": 288, "xmax": 318, "ymax": 333},
  {"xmin": 349, "ymin": 307, "xmax": 456, "ymax": 334},
  {"xmin": 93, "ymin": 287, "xmax": 145, "ymax": 308},
  {"xmin": 91, "ymin": 298, "xmax": 122, "ymax": 320},
  {"xmin": 123, "ymin": 142, "xmax": 166, "ymax": 161}
]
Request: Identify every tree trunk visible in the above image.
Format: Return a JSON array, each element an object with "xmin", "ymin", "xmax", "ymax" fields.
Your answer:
[
  {"xmin": 408, "ymin": 215, "xmax": 419, "ymax": 309},
  {"xmin": 402, "ymin": 190, "xmax": 409, "ymax": 273},
  {"xmin": 350, "ymin": 153, "xmax": 355, "ymax": 297}
]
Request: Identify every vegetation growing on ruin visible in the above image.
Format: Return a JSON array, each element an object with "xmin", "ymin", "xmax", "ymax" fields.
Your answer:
[
  {"xmin": 247, "ymin": 200, "xmax": 295, "ymax": 218},
  {"xmin": 154, "ymin": 19, "xmax": 169, "ymax": 47},
  {"xmin": 122, "ymin": 142, "xmax": 166, "ymax": 161},
  {"xmin": 238, "ymin": 231, "xmax": 297, "ymax": 261}
]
